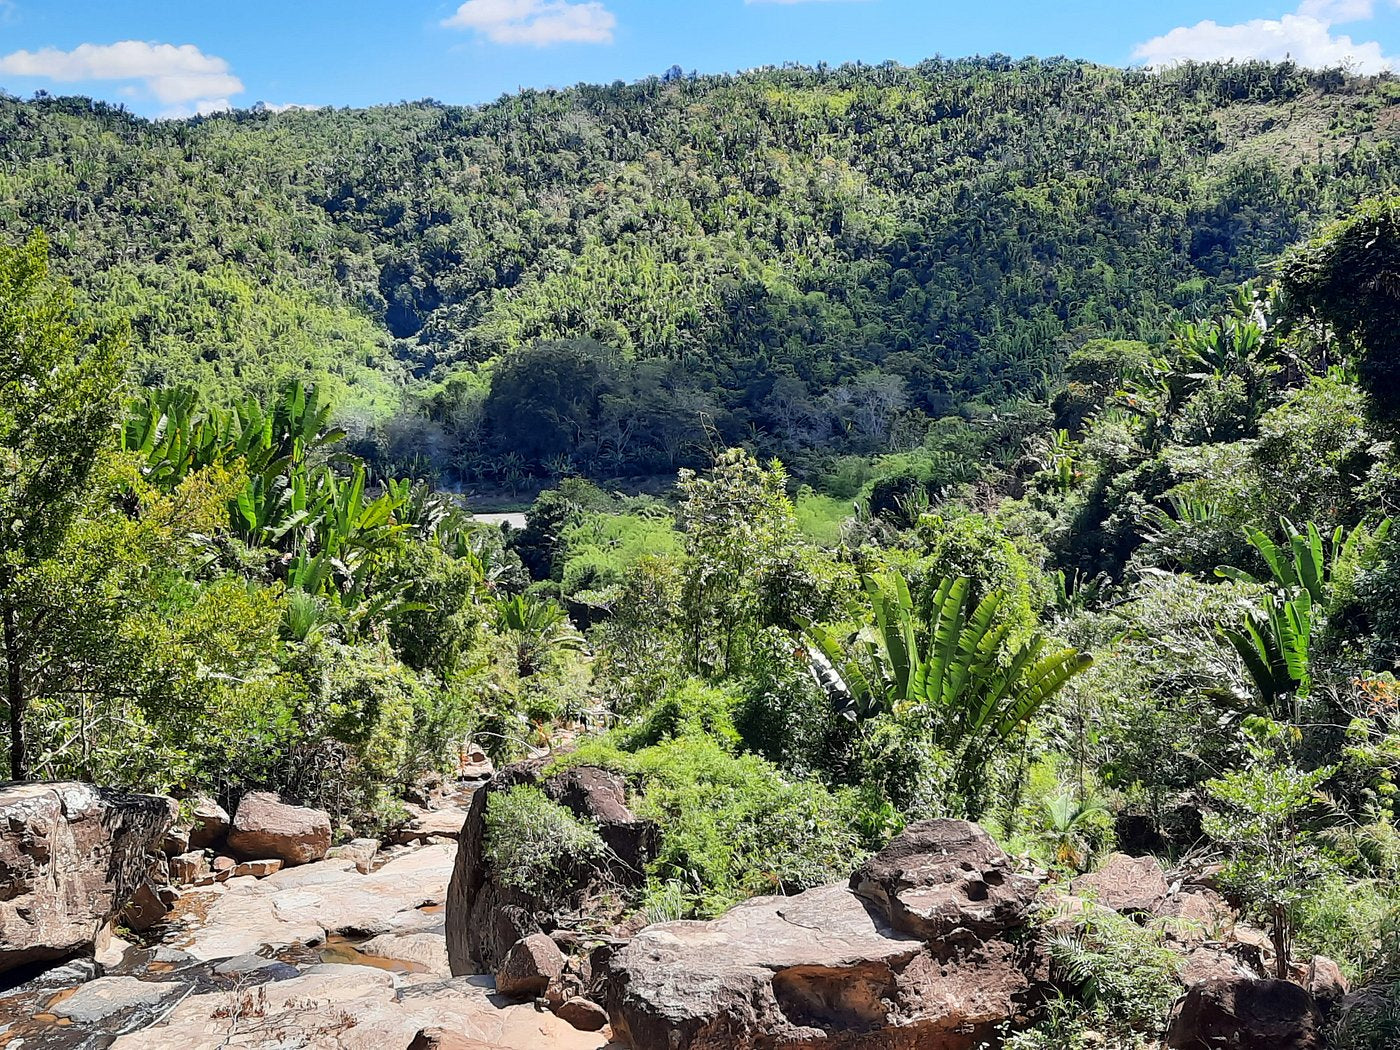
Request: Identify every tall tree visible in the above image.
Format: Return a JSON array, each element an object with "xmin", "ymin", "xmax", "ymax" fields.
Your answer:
[{"xmin": 0, "ymin": 233, "xmax": 123, "ymax": 779}]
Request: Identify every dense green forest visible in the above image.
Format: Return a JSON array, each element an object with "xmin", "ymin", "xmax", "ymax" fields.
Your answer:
[
  {"xmin": 12, "ymin": 56, "xmax": 1400, "ymax": 1048},
  {"xmin": 6, "ymin": 57, "xmax": 1400, "ymax": 483}
]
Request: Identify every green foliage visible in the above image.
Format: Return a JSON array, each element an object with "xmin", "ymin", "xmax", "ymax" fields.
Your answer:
[
  {"xmin": 0, "ymin": 232, "xmax": 124, "ymax": 777},
  {"xmin": 559, "ymin": 733, "xmax": 868, "ymax": 916},
  {"xmin": 615, "ymin": 679, "xmax": 740, "ymax": 752},
  {"xmin": 1281, "ymin": 197, "xmax": 1400, "ymax": 432},
  {"xmin": 483, "ymin": 785, "xmax": 608, "ymax": 898},
  {"xmin": 9, "ymin": 63, "xmax": 1400, "ymax": 481},
  {"xmin": 678, "ymin": 449, "xmax": 799, "ymax": 678},
  {"xmin": 1203, "ymin": 721, "xmax": 1338, "ymax": 978},
  {"xmin": 802, "ymin": 570, "xmax": 1091, "ymax": 815},
  {"xmin": 1011, "ymin": 903, "xmax": 1181, "ymax": 1050}
]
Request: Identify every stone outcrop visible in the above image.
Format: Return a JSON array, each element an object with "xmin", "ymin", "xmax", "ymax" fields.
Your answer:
[
  {"xmin": 1069, "ymin": 852, "xmax": 1169, "ymax": 915},
  {"xmin": 603, "ymin": 819, "xmax": 1040, "ymax": 1050},
  {"xmin": 447, "ymin": 758, "xmax": 657, "ymax": 977},
  {"xmin": 225, "ymin": 791, "xmax": 331, "ymax": 866},
  {"xmin": 1165, "ymin": 975, "xmax": 1325, "ymax": 1050},
  {"xmin": 0, "ymin": 782, "xmax": 174, "ymax": 974}
]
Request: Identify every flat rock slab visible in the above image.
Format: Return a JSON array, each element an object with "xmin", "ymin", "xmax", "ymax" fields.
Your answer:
[
  {"xmin": 174, "ymin": 844, "xmax": 456, "ymax": 960},
  {"xmin": 109, "ymin": 965, "xmax": 620, "ymax": 1050},
  {"xmin": 50, "ymin": 975, "xmax": 186, "ymax": 1024}
]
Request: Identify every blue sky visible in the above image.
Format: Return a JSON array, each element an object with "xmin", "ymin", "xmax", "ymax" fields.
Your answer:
[{"xmin": 2, "ymin": 0, "xmax": 1400, "ymax": 118}]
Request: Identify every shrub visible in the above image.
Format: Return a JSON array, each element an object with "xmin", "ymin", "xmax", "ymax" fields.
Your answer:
[
  {"xmin": 616, "ymin": 679, "xmax": 740, "ymax": 751},
  {"xmin": 1009, "ymin": 902, "xmax": 1181, "ymax": 1049},
  {"xmin": 483, "ymin": 785, "xmax": 607, "ymax": 898},
  {"xmin": 558, "ymin": 733, "xmax": 868, "ymax": 916}
]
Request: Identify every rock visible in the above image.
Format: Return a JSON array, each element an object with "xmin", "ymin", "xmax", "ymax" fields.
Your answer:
[
  {"xmin": 226, "ymin": 792, "xmax": 330, "ymax": 867},
  {"xmin": 212, "ymin": 853, "xmax": 235, "ymax": 872},
  {"xmin": 496, "ymin": 932, "xmax": 566, "ymax": 999},
  {"xmin": 408, "ymin": 1030, "xmax": 499, "ymax": 1050},
  {"xmin": 107, "ymin": 965, "xmax": 612, "ymax": 1050},
  {"xmin": 328, "ymin": 837, "xmax": 382, "ymax": 873},
  {"xmin": 175, "ymin": 844, "xmax": 453, "ymax": 961},
  {"xmin": 544, "ymin": 766, "xmax": 656, "ymax": 876},
  {"xmin": 212, "ymin": 952, "xmax": 300, "ymax": 980},
  {"xmin": 849, "ymin": 817, "xmax": 1039, "ymax": 940},
  {"xmin": 233, "ymin": 858, "xmax": 283, "ymax": 878},
  {"xmin": 188, "ymin": 799, "xmax": 230, "ymax": 850},
  {"xmin": 394, "ymin": 804, "xmax": 473, "ymax": 845},
  {"xmin": 122, "ymin": 879, "xmax": 171, "ymax": 932},
  {"xmin": 49, "ymin": 975, "xmax": 184, "ymax": 1023},
  {"xmin": 605, "ymin": 880, "xmax": 1032, "ymax": 1050},
  {"xmin": 556, "ymin": 996, "xmax": 609, "ymax": 1031},
  {"xmin": 1156, "ymin": 888, "xmax": 1234, "ymax": 945},
  {"xmin": 1070, "ymin": 852, "xmax": 1169, "ymax": 915},
  {"xmin": 447, "ymin": 758, "xmax": 661, "ymax": 977},
  {"xmin": 1166, "ymin": 975, "xmax": 1325, "ymax": 1050},
  {"xmin": 1180, "ymin": 947, "xmax": 1249, "ymax": 986},
  {"xmin": 0, "ymin": 782, "xmax": 175, "ymax": 974},
  {"xmin": 359, "ymin": 932, "xmax": 452, "ymax": 976},
  {"xmin": 161, "ymin": 826, "xmax": 191, "ymax": 856},
  {"xmin": 460, "ymin": 744, "xmax": 494, "ymax": 781},
  {"xmin": 1307, "ymin": 954, "xmax": 1348, "ymax": 1013},
  {"xmin": 170, "ymin": 851, "xmax": 210, "ymax": 885}
]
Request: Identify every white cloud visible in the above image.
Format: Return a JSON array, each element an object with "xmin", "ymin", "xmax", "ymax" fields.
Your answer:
[
  {"xmin": 1297, "ymin": 0, "xmax": 1374, "ymax": 20},
  {"xmin": 1133, "ymin": 2, "xmax": 1398, "ymax": 74},
  {"xmin": 0, "ymin": 40, "xmax": 244, "ymax": 112},
  {"xmin": 442, "ymin": 0, "xmax": 616, "ymax": 45}
]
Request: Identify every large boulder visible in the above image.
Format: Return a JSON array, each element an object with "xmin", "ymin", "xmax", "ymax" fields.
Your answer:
[
  {"xmin": 849, "ymin": 818, "xmax": 1039, "ymax": 940},
  {"xmin": 1069, "ymin": 852, "xmax": 1169, "ymax": 915},
  {"xmin": 447, "ymin": 758, "xmax": 657, "ymax": 977},
  {"xmin": 1166, "ymin": 975, "xmax": 1325, "ymax": 1050},
  {"xmin": 0, "ymin": 782, "xmax": 174, "ymax": 973},
  {"xmin": 225, "ymin": 792, "xmax": 330, "ymax": 867},
  {"xmin": 495, "ymin": 932, "xmax": 566, "ymax": 999},
  {"xmin": 604, "ymin": 820, "xmax": 1040, "ymax": 1050}
]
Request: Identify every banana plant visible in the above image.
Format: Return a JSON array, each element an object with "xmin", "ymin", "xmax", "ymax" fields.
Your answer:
[
  {"xmin": 1216, "ymin": 516, "xmax": 1392, "ymax": 611},
  {"xmin": 800, "ymin": 572, "xmax": 1092, "ymax": 803},
  {"xmin": 1220, "ymin": 591, "xmax": 1313, "ymax": 721}
]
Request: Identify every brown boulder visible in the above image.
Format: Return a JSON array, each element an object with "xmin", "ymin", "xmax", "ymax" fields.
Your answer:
[
  {"xmin": 606, "ymin": 881, "xmax": 1031, "ymax": 1050},
  {"xmin": 495, "ymin": 932, "xmax": 566, "ymax": 999},
  {"xmin": 169, "ymin": 851, "xmax": 209, "ymax": 885},
  {"xmin": 556, "ymin": 995, "xmax": 609, "ymax": 1031},
  {"xmin": 1069, "ymin": 853, "xmax": 1169, "ymax": 915},
  {"xmin": 1307, "ymin": 954, "xmax": 1348, "ymax": 1014},
  {"xmin": 1166, "ymin": 976, "xmax": 1325, "ymax": 1050},
  {"xmin": 188, "ymin": 798, "xmax": 230, "ymax": 850},
  {"xmin": 226, "ymin": 792, "xmax": 330, "ymax": 867},
  {"xmin": 121, "ymin": 879, "xmax": 171, "ymax": 932},
  {"xmin": 0, "ymin": 782, "xmax": 175, "ymax": 973},
  {"xmin": 849, "ymin": 818, "xmax": 1039, "ymax": 940},
  {"xmin": 1156, "ymin": 888, "xmax": 1235, "ymax": 945}
]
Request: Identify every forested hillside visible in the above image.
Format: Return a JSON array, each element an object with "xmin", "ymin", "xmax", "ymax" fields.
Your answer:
[{"xmin": 5, "ymin": 57, "xmax": 1400, "ymax": 480}]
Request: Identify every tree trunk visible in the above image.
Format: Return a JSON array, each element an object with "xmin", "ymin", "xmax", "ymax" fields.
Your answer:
[
  {"xmin": 2, "ymin": 600, "xmax": 24, "ymax": 781},
  {"xmin": 1272, "ymin": 905, "xmax": 1290, "ymax": 981}
]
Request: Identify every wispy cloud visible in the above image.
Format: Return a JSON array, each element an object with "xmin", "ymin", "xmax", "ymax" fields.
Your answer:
[
  {"xmin": 442, "ymin": 0, "xmax": 616, "ymax": 46},
  {"xmin": 1134, "ymin": 0, "xmax": 1397, "ymax": 74},
  {"xmin": 0, "ymin": 40, "xmax": 244, "ymax": 115}
]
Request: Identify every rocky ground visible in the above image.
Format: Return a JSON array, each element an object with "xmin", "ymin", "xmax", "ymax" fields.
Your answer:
[{"xmin": 0, "ymin": 764, "xmax": 1358, "ymax": 1050}]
